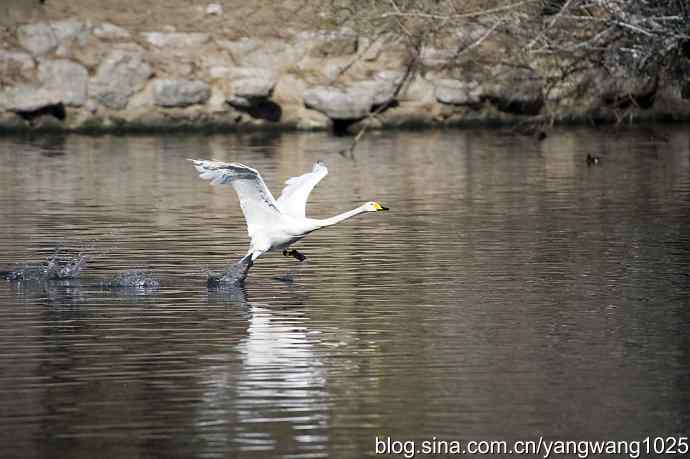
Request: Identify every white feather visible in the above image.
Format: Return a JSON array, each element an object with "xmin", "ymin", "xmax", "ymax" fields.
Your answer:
[
  {"xmin": 188, "ymin": 159, "xmax": 282, "ymax": 236},
  {"xmin": 276, "ymin": 161, "xmax": 328, "ymax": 218}
]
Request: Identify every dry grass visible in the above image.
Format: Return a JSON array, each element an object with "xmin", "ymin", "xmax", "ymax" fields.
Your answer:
[{"xmin": 8, "ymin": 0, "xmax": 324, "ymax": 38}]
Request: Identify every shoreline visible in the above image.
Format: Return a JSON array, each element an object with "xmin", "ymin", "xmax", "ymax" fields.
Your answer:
[
  {"xmin": 3, "ymin": 5, "xmax": 690, "ymax": 136},
  {"xmin": 1, "ymin": 111, "xmax": 688, "ymax": 136},
  {"xmin": 1, "ymin": 117, "xmax": 688, "ymax": 140}
]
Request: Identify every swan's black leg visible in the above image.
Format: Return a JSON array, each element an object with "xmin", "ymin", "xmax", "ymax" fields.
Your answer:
[
  {"xmin": 209, "ymin": 255, "xmax": 253, "ymax": 287},
  {"xmin": 283, "ymin": 248, "xmax": 307, "ymax": 262}
]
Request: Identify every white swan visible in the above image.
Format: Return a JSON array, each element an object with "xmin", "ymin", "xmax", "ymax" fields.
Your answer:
[{"xmin": 189, "ymin": 159, "xmax": 388, "ymax": 269}]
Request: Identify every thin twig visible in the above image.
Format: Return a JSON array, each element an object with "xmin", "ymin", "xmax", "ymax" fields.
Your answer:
[
  {"xmin": 378, "ymin": 0, "xmax": 537, "ymax": 21},
  {"xmin": 340, "ymin": 49, "xmax": 420, "ymax": 158},
  {"xmin": 527, "ymin": 0, "xmax": 576, "ymax": 49}
]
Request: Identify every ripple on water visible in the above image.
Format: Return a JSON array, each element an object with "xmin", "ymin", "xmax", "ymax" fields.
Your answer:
[{"xmin": 1, "ymin": 128, "xmax": 690, "ymax": 457}]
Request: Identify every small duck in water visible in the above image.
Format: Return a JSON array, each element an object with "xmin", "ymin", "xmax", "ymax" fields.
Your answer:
[{"xmin": 586, "ymin": 154, "xmax": 601, "ymax": 166}]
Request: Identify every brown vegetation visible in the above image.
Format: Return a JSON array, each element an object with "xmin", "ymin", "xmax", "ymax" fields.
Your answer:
[{"xmin": 326, "ymin": 1, "xmax": 690, "ymax": 88}]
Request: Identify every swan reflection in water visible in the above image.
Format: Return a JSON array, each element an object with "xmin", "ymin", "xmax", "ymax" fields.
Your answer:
[{"xmin": 195, "ymin": 285, "xmax": 329, "ymax": 455}]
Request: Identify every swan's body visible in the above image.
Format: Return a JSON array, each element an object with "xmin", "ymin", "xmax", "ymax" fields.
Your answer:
[{"xmin": 190, "ymin": 160, "xmax": 388, "ymax": 270}]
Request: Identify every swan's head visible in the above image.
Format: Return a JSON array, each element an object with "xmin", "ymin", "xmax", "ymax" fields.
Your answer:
[{"xmin": 363, "ymin": 201, "xmax": 389, "ymax": 212}]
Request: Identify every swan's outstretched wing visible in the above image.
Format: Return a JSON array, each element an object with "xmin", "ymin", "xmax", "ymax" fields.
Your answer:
[
  {"xmin": 189, "ymin": 159, "xmax": 281, "ymax": 233},
  {"xmin": 276, "ymin": 161, "xmax": 328, "ymax": 218}
]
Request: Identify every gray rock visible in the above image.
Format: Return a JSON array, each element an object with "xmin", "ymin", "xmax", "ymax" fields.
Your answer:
[
  {"xmin": 218, "ymin": 39, "xmax": 299, "ymax": 71},
  {"xmin": 304, "ymin": 86, "xmax": 373, "ymax": 120},
  {"xmin": 226, "ymin": 95, "xmax": 252, "ymax": 109},
  {"xmin": 217, "ymin": 38, "xmax": 261, "ymax": 59},
  {"xmin": 294, "ymin": 30, "xmax": 358, "ymax": 58},
  {"xmin": 210, "ymin": 67, "xmax": 274, "ymax": 93},
  {"xmin": 303, "ymin": 78, "xmax": 399, "ymax": 120},
  {"xmin": 350, "ymin": 80, "xmax": 397, "ymax": 106},
  {"xmin": 0, "ymin": 85, "xmax": 62, "ymax": 113},
  {"xmin": 94, "ymin": 22, "xmax": 131, "ymax": 40},
  {"xmin": 0, "ymin": 51, "xmax": 36, "ymax": 73},
  {"xmin": 375, "ymin": 70, "xmax": 406, "ymax": 84},
  {"xmin": 400, "ymin": 75, "xmax": 435, "ymax": 103},
  {"xmin": 211, "ymin": 67, "xmax": 276, "ymax": 107},
  {"xmin": 208, "ymin": 66, "xmax": 232, "ymax": 80},
  {"xmin": 153, "ymin": 79, "xmax": 211, "ymax": 107},
  {"xmin": 17, "ymin": 23, "xmax": 59, "ymax": 55},
  {"xmin": 485, "ymin": 69, "xmax": 544, "ymax": 115},
  {"xmin": 207, "ymin": 86, "xmax": 229, "ymax": 113},
  {"xmin": 17, "ymin": 19, "xmax": 92, "ymax": 56},
  {"xmin": 85, "ymin": 99, "xmax": 98, "ymax": 114},
  {"xmin": 310, "ymin": 31, "xmax": 358, "ymax": 57},
  {"xmin": 231, "ymin": 68, "xmax": 275, "ymax": 98},
  {"xmin": 206, "ymin": 3, "xmax": 223, "ymax": 15},
  {"xmin": 296, "ymin": 107, "xmax": 332, "ymax": 130},
  {"xmin": 358, "ymin": 37, "xmax": 385, "ymax": 61},
  {"xmin": 143, "ymin": 32, "xmax": 210, "ymax": 48},
  {"xmin": 233, "ymin": 78, "xmax": 274, "ymax": 99},
  {"xmin": 38, "ymin": 59, "xmax": 88, "ymax": 107},
  {"xmin": 90, "ymin": 48, "xmax": 152, "ymax": 110},
  {"xmin": 227, "ymin": 80, "xmax": 274, "ymax": 108},
  {"xmin": 434, "ymin": 79, "xmax": 482, "ymax": 105},
  {"xmin": 420, "ymin": 47, "xmax": 456, "ymax": 67},
  {"xmin": 51, "ymin": 19, "xmax": 91, "ymax": 45},
  {"xmin": 273, "ymin": 74, "xmax": 307, "ymax": 104}
]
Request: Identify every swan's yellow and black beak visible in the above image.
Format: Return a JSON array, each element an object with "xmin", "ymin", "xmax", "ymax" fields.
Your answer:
[{"xmin": 373, "ymin": 202, "xmax": 390, "ymax": 211}]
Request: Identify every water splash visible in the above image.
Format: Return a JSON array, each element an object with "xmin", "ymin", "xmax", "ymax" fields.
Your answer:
[
  {"xmin": 46, "ymin": 252, "xmax": 89, "ymax": 279},
  {"xmin": 103, "ymin": 271, "xmax": 161, "ymax": 289},
  {"xmin": 2, "ymin": 251, "xmax": 89, "ymax": 282},
  {"xmin": 208, "ymin": 256, "xmax": 253, "ymax": 288}
]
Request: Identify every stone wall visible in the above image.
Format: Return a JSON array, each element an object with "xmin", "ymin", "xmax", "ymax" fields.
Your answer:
[{"xmin": 2, "ymin": 14, "xmax": 690, "ymax": 133}]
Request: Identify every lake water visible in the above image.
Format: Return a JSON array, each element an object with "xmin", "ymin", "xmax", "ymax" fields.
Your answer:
[{"xmin": 0, "ymin": 127, "xmax": 689, "ymax": 458}]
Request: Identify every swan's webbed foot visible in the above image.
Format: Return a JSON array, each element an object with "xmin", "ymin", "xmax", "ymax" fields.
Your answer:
[{"xmin": 282, "ymin": 249, "xmax": 307, "ymax": 262}]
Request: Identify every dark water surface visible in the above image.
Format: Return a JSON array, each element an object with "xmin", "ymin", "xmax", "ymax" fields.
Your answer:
[{"xmin": 1, "ymin": 127, "xmax": 689, "ymax": 458}]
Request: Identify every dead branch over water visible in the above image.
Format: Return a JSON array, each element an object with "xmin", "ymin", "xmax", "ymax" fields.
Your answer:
[{"xmin": 329, "ymin": 1, "xmax": 690, "ymax": 151}]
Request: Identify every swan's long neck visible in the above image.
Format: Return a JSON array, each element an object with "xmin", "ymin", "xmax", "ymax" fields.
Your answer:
[{"xmin": 313, "ymin": 205, "xmax": 367, "ymax": 229}]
